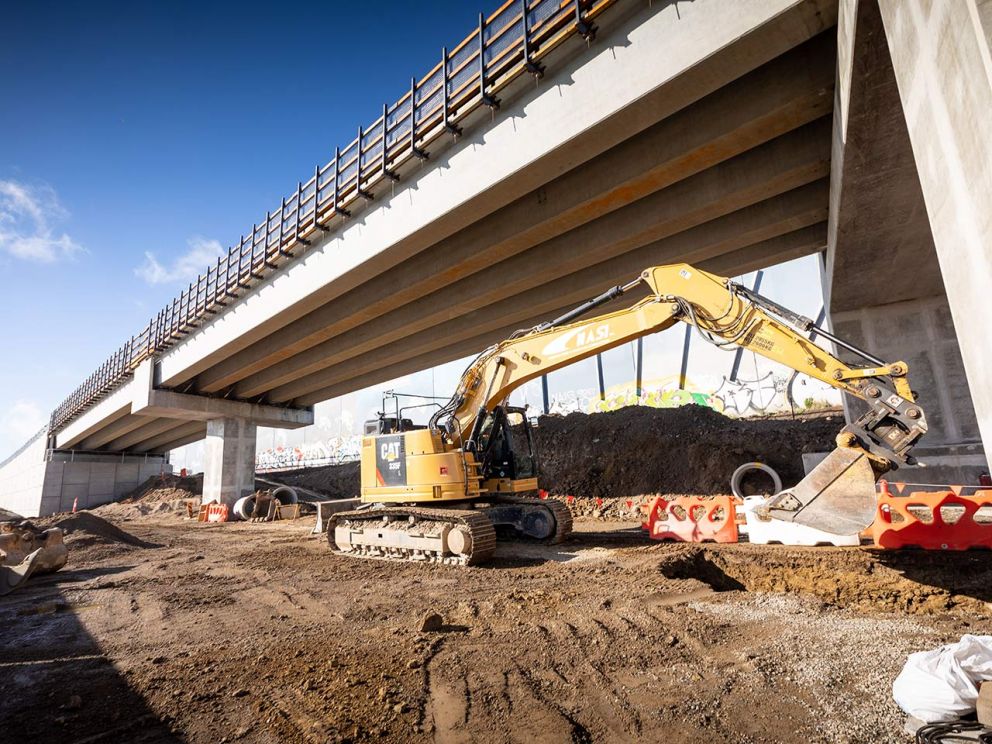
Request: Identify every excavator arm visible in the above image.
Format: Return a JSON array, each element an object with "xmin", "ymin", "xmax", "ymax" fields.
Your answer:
[{"xmin": 430, "ymin": 263, "xmax": 927, "ymax": 535}]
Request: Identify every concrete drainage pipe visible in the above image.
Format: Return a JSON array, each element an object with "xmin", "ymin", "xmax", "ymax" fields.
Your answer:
[
  {"xmin": 271, "ymin": 486, "xmax": 298, "ymax": 505},
  {"xmin": 232, "ymin": 487, "xmax": 298, "ymax": 521},
  {"xmin": 232, "ymin": 495, "xmax": 256, "ymax": 521},
  {"xmin": 730, "ymin": 462, "xmax": 783, "ymax": 499}
]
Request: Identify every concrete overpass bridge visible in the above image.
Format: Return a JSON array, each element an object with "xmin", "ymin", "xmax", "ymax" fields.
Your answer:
[{"xmin": 2, "ymin": 0, "xmax": 989, "ymax": 516}]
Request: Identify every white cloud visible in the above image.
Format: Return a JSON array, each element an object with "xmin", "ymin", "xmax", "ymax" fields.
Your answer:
[
  {"xmin": 136, "ymin": 236, "xmax": 226, "ymax": 285},
  {"xmin": 0, "ymin": 180, "xmax": 83, "ymax": 263},
  {"xmin": 0, "ymin": 399, "xmax": 47, "ymax": 459}
]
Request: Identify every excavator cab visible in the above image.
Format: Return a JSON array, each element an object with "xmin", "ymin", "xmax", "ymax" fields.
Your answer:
[
  {"xmin": 364, "ymin": 416, "xmax": 417, "ymax": 435},
  {"xmin": 476, "ymin": 405, "xmax": 539, "ymax": 493}
]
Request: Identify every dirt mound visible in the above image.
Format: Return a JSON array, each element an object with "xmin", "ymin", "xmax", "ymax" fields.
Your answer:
[
  {"xmin": 535, "ymin": 405, "xmax": 838, "ymax": 499},
  {"xmin": 0, "ymin": 507, "xmax": 22, "ymax": 523},
  {"xmin": 50, "ymin": 512, "xmax": 155, "ymax": 548},
  {"xmin": 123, "ymin": 472, "xmax": 202, "ymax": 503},
  {"xmin": 268, "ymin": 408, "xmax": 836, "ymax": 502},
  {"xmin": 265, "ymin": 461, "xmax": 360, "ymax": 499}
]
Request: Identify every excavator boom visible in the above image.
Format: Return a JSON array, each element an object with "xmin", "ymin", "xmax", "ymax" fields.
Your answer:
[{"xmin": 428, "ymin": 264, "xmax": 927, "ymax": 535}]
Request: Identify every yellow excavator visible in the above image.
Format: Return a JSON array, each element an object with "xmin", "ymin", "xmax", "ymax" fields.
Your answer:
[{"xmin": 328, "ymin": 263, "xmax": 927, "ymax": 565}]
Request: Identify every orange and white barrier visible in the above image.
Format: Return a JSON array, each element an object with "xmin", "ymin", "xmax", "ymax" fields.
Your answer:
[
  {"xmin": 202, "ymin": 503, "xmax": 229, "ymax": 523},
  {"xmin": 872, "ymin": 488, "xmax": 992, "ymax": 550},
  {"xmin": 647, "ymin": 495, "xmax": 738, "ymax": 543}
]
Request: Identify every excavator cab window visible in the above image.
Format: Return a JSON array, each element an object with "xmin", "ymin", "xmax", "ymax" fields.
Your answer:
[
  {"xmin": 364, "ymin": 416, "xmax": 416, "ymax": 435},
  {"xmin": 476, "ymin": 405, "xmax": 538, "ymax": 481}
]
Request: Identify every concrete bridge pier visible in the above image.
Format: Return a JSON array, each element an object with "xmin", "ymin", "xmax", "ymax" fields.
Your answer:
[
  {"xmin": 202, "ymin": 417, "xmax": 257, "ymax": 507},
  {"xmin": 826, "ymin": 0, "xmax": 991, "ymax": 484},
  {"xmin": 128, "ymin": 362, "xmax": 312, "ymax": 507}
]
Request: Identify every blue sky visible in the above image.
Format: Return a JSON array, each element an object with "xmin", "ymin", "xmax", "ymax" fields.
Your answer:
[
  {"xmin": 0, "ymin": 1, "xmax": 481, "ymax": 456},
  {"xmin": 0, "ymin": 1, "xmax": 828, "ymax": 461}
]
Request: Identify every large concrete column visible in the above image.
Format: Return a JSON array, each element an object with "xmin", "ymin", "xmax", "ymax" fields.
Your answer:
[
  {"xmin": 876, "ymin": 0, "xmax": 992, "ymax": 454},
  {"xmin": 825, "ymin": 0, "xmax": 988, "ymax": 484},
  {"xmin": 202, "ymin": 418, "xmax": 257, "ymax": 507}
]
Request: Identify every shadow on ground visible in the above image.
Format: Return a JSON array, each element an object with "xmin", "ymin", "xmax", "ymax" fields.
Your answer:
[{"xmin": 0, "ymin": 573, "xmax": 180, "ymax": 742}]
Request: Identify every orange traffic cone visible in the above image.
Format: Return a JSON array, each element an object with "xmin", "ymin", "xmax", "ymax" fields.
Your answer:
[{"xmin": 71, "ymin": 497, "xmax": 78, "ymax": 513}]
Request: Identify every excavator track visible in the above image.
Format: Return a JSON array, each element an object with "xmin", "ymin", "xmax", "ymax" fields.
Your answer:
[
  {"xmin": 543, "ymin": 498, "xmax": 573, "ymax": 544},
  {"xmin": 327, "ymin": 506, "xmax": 497, "ymax": 566},
  {"xmin": 484, "ymin": 495, "xmax": 573, "ymax": 544}
]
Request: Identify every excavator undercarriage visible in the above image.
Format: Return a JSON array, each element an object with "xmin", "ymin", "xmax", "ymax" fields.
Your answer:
[{"xmin": 329, "ymin": 497, "xmax": 572, "ymax": 566}]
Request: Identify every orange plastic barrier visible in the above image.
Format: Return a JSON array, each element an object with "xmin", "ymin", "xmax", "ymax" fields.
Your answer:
[
  {"xmin": 872, "ymin": 489, "xmax": 992, "ymax": 550},
  {"xmin": 640, "ymin": 500, "xmax": 652, "ymax": 531},
  {"xmin": 204, "ymin": 503, "xmax": 229, "ymax": 523},
  {"xmin": 647, "ymin": 495, "xmax": 738, "ymax": 543}
]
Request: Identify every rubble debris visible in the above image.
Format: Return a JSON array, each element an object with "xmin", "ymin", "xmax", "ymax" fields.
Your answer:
[
  {"xmin": 265, "ymin": 461, "xmax": 360, "ymax": 499},
  {"xmin": 0, "ymin": 522, "xmax": 68, "ymax": 595},
  {"xmin": 535, "ymin": 406, "xmax": 837, "ymax": 499},
  {"xmin": 50, "ymin": 512, "xmax": 156, "ymax": 549},
  {"xmin": 418, "ymin": 612, "xmax": 444, "ymax": 632},
  {"xmin": 0, "ymin": 507, "xmax": 23, "ymax": 523},
  {"xmin": 123, "ymin": 472, "xmax": 203, "ymax": 503}
]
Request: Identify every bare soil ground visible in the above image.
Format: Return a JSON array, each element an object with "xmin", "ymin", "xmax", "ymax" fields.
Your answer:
[{"xmin": 3, "ymin": 504, "xmax": 989, "ymax": 744}]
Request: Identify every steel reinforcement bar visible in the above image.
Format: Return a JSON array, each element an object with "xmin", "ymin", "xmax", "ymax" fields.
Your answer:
[{"xmin": 48, "ymin": 0, "xmax": 617, "ymax": 435}]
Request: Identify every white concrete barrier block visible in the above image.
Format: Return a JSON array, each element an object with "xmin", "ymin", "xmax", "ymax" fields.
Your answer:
[{"xmin": 741, "ymin": 496, "xmax": 861, "ymax": 546}]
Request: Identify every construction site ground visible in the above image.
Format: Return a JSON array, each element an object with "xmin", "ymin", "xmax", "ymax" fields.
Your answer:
[{"xmin": 4, "ymin": 504, "xmax": 990, "ymax": 744}]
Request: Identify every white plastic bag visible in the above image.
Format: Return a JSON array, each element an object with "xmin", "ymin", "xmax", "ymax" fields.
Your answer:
[{"xmin": 893, "ymin": 635, "xmax": 992, "ymax": 722}]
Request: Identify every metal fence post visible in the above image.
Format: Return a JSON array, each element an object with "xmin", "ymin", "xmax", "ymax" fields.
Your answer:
[
  {"xmin": 382, "ymin": 103, "xmax": 399, "ymax": 181},
  {"xmin": 635, "ymin": 338, "xmax": 643, "ymax": 401},
  {"xmin": 442, "ymin": 47, "xmax": 462, "ymax": 135},
  {"xmin": 521, "ymin": 0, "xmax": 544, "ymax": 77},
  {"xmin": 574, "ymin": 0, "xmax": 596, "ymax": 40},
  {"xmin": 333, "ymin": 147, "xmax": 351, "ymax": 216},
  {"xmin": 478, "ymin": 12, "xmax": 499, "ymax": 109},
  {"xmin": 356, "ymin": 127, "xmax": 373, "ymax": 200},
  {"xmin": 294, "ymin": 181, "xmax": 308, "ymax": 247},
  {"xmin": 410, "ymin": 77, "xmax": 428, "ymax": 160}
]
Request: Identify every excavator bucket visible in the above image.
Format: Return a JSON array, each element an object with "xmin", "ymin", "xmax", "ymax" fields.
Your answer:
[
  {"xmin": 762, "ymin": 447, "xmax": 877, "ymax": 535},
  {"xmin": 0, "ymin": 548, "xmax": 43, "ymax": 596}
]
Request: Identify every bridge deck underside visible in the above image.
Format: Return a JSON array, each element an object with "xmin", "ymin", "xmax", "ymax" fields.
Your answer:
[{"xmin": 64, "ymin": 13, "xmax": 839, "ymax": 455}]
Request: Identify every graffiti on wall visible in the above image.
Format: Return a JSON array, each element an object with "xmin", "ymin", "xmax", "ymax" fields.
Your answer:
[
  {"xmin": 255, "ymin": 434, "xmax": 362, "ymax": 471},
  {"xmin": 548, "ymin": 372, "xmax": 827, "ymax": 417}
]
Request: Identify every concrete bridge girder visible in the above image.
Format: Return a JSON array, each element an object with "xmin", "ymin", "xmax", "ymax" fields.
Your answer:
[
  {"xmin": 293, "ymin": 221, "xmax": 829, "ymax": 408},
  {"xmin": 193, "ymin": 33, "xmax": 836, "ymax": 395},
  {"xmin": 153, "ymin": 0, "xmax": 837, "ymax": 395},
  {"xmin": 135, "ymin": 422, "xmax": 208, "ymax": 456},
  {"xmin": 246, "ymin": 120, "xmax": 831, "ymax": 404},
  {"xmin": 294, "ymin": 223, "xmax": 831, "ymax": 407}
]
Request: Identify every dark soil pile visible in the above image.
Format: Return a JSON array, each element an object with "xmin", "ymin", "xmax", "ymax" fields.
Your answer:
[
  {"xmin": 123, "ymin": 472, "xmax": 203, "ymax": 503},
  {"xmin": 266, "ymin": 461, "xmax": 361, "ymax": 499},
  {"xmin": 266, "ymin": 407, "xmax": 837, "ymax": 502},
  {"xmin": 0, "ymin": 507, "xmax": 22, "ymax": 523},
  {"xmin": 49, "ymin": 512, "xmax": 156, "ymax": 548},
  {"xmin": 534, "ymin": 405, "xmax": 838, "ymax": 499}
]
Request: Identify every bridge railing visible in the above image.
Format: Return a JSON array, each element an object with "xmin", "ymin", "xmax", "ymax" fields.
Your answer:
[{"xmin": 48, "ymin": 0, "xmax": 616, "ymax": 435}]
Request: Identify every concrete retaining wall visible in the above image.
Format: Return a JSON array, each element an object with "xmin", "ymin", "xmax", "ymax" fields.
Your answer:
[
  {"xmin": 0, "ymin": 430, "xmax": 50, "ymax": 518},
  {"xmin": 0, "ymin": 443, "xmax": 172, "ymax": 518}
]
